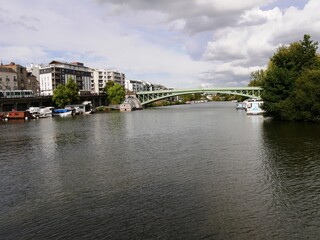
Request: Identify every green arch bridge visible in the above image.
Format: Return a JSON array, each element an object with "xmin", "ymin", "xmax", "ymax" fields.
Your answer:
[{"xmin": 136, "ymin": 87, "xmax": 262, "ymax": 106}]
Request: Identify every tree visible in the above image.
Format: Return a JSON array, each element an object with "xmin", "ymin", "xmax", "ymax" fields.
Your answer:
[
  {"xmin": 248, "ymin": 69, "xmax": 265, "ymax": 86},
  {"xmin": 103, "ymin": 80, "xmax": 115, "ymax": 105},
  {"xmin": 52, "ymin": 77, "xmax": 79, "ymax": 108},
  {"xmin": 261, "ymin": 34, "xmax": 320, "ymax": 121},
  {"xmin": 103, "ymin": 80, "xmax": 115, "ymax": 93},
  {"xmin": 181, "ymin": 93, "xmax": 202, "ymax": 102},
  {"xmin": 107, "ymin": 83, "xmax": 125, "ymax": 105},
  {"xmin": 292, "ymin": 70, "xmax": 320, "ymax": 121}
]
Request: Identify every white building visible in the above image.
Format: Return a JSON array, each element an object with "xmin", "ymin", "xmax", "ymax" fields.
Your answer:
[
  {"xmin": 26, "ymin": 64, "xmax": 41, "ymax": 81},
  {"xmin": 125, "ymin": 79, "xmax": 167, "ymax": 93},
  {"xmin": 39, "ymin": 61, "xmax": 92, "ymax": 96},
  {"xmin": 93, "ymin": 69, "xmax": 126, "ymax": 93}
]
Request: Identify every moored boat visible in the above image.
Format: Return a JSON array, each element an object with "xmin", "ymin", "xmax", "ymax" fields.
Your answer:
[
  {"xmin": 6, "ymin": 111, "xmax": 32, "ymax": 120},
  {"xmin": 52, "ymin": 109, "xmax": 72, "ymax": 117},
  {"xmin": 236, "ymin": 102, "xmax": 246, "ymax": 110},
  {"xmin": 39, "ymin": 106, "xmax": 54, "ymax": 118},
  {"xmin": 26, "ymin": 107, "xmax": 40, "ymax": 119},
  {"xmin": 65, "ymin": 101, "xmax": 94, "ymax": 115},
  {"xmin": 246, "ymin": 100, "xmax": 264, "ymax": 115}
]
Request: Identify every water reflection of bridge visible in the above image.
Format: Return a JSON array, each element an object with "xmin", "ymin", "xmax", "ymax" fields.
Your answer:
[{"xmin": 136, "ymin": 87, "xmax": 262, "ymax": 105}]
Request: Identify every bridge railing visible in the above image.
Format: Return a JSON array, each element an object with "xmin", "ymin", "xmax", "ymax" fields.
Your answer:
[{"xmin": 135, "ymin": 87, "xmax": 263, "ymax": 105}]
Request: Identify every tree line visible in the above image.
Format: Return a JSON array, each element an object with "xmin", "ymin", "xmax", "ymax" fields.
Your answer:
[
  {"xmin": 52, "ymin": 79, "xmax": 125, "ymax": 108},
  {"xmin": 249, "ymin": 34, "xmax": 320, "ymax": 122}
]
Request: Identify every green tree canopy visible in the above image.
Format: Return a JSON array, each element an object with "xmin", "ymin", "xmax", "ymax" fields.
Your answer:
[
  {"xmin": 107, "ymin": 83, "xmax": 125, "ymax": 105},
  {"xmin": 261, "ymin": 34, "xmax": 320, "ymax": 121},
  {"xmin": 248, "ymin": 69, "xmax": 265, "ymax": 86},
  {"xmin": 181, "ymin": 93, "xmax": 202, "ymax": 102},
  {"xmin": 103, "ymin": 80, "xmax": 115, "ymax": 93},
  {"xmin": 52, "ymin": 77, "xmax": 80, "ymax": 108}
]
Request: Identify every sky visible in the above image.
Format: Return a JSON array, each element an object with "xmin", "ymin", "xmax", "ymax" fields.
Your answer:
[{"xmin": 0, "ymin": 0, "xmax": 319, "ymax": 88}]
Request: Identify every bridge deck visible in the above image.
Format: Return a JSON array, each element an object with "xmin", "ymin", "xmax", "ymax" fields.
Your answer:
[{"xmin": 136, "ymin": 87, "xmax": 262, "ymax": 105}]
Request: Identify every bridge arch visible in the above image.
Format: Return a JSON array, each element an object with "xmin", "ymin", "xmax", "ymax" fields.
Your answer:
[{"xmin": 136, "ymin": 87, "xmax": 262, "ymax": 106}]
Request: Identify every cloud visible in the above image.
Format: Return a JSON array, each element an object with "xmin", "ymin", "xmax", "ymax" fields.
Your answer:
[
  {"xmin": 0, "ymin": 0, "xmax": 319, "ymax": 89},
  {"xmin": 200, "ymin": 0, "xmax": 320, "ymax": 86},
  {"xmin": 96, "ymin": 0, "xmax": 274, "ymax": 34}
]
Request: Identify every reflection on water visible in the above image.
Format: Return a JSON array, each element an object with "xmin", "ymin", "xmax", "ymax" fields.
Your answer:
[
  {"xmin": 261, "ymin": 120, "xmax": 320, "ymax": 238},
  {"xmin": 0, "ymin": 103, "xmax": 320, "ymax": 239}
]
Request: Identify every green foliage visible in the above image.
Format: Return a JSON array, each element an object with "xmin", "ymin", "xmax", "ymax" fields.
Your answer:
[
  {"xmin": 181, "ymin": 93, "xmax": 202, "ymax": 102},
  {"xmin": 292, "ymin": 70, "xmax": 320, "ymax": 121},
  {"xmin": 103, "ymin": 80, "xmax": 115, "ymax": 93},
  {"xmin": 262, "ymin": 34, "xmax": 320, "ymax": 121},
  {"xmin": 52, "ymin": 77, "xmax": 79, "ymax": 108},
  {"xmin": 107, "ymin": 83, "xmax": 125, "ymax": 105},
  {"xmin": 103, "ymin": 80, "xmax": 116, "ymax": 104},
  {"xmin": 248, "ymin": 69, "xmax": 265, "ymax": 86}
]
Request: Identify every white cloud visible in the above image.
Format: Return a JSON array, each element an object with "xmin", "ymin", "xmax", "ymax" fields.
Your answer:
[
  {"xmin": 0, "ymin": 0, "xmax": 319, "ymax": 88},
  {"xmin": 201, "ymin": 0, "xmax": 320, "ymax": 86}
]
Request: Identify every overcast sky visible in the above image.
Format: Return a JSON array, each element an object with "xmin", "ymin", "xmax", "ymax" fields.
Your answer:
[{"xmin": 0, "ymin": 0, "xmax": 318, "ymax": 88}]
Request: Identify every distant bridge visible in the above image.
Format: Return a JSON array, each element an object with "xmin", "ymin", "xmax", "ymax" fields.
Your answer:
[{"xmin": 136, "ymin": 87, "xmax": 263, "ymax": 105}]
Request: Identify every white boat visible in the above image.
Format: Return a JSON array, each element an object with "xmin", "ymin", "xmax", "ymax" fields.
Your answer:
[
  {"xmin": 236, "ymin": 102, "xmax": 246, "ymax": 110},
  {"xmin": 246, "ymin": 100, "xmax": 264, "ymax": 115},
  {"xmin": 52, "ymin": 109, "xmax": 72, "ymax": 117},
  {"xmin": 65, "ymin": 101, "xmax": 94, "ymax": 115},
  {"xmin": 39, "ymin": 106, "xmax": 54, "ymax": 118},
  {"xmin": 26, "ymin": 107, "xmax": 40, "ymax": 119}
]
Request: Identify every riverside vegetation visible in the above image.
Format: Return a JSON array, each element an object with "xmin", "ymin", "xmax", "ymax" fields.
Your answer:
[
  {"xmin": 53, "ymin": 78, "xmax": 125, "ymax": 109},
  {"xmin": 249, "ymin": 34, "xmax": 320, "ymax": 122}
]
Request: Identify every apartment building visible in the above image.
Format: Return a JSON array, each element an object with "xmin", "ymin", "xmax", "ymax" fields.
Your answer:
[
  {"xmin": 1, "ymin": 62, "xmax": 38, "ymax": 93},
  {"xmin": 0, "ymin": 67, "xmax": 17, "ymax": 90},
  {"xmin": 39, "ymin": 61, "xmax": 92, "ymax": 96},
  {"xmin": 93, "ymin": 69, "xmax": 125, "ymax": 93},
  {"xmin": 125, "ymin": 79, "xmax": 167, "ymax": 93}
]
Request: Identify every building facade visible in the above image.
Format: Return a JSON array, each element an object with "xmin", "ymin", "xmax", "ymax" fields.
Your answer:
[
  {"xmin": 93, "ymin": 69, "xmax": 126, "ymax": 93},
  {"xmin": 2, "ymin": 62, "xmax": 38, "ymax": 93},
  {"xmin": 39, "ymin": 61, "xmax": 92, "ymax": 96},
  {"xmin": 125, "ymin": 79, "xmax": 167, "ymax": 93},
  {"xmin": 0, "ymin": 67, "xmax": 17, "ymax": 90}
]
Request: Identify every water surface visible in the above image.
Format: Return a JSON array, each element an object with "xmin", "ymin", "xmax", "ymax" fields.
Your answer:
[{"xmin": 0, "ymin": 102, "xmax": 319, "ymax": 239}]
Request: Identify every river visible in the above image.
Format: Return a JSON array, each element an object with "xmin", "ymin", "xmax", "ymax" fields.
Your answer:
[{"xmin": 0, "ymin": 102, "xmax": 319, "ymax": 239}]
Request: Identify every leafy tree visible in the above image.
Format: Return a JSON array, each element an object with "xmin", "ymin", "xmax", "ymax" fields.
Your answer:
[
  {"xmin": 52, "ymin": 77, "xmax": 79, "ymax": 107},
  {"xmin": 52, "ymin": 84, "xmax": 69, "ymax": 108},
  {"xmin": 103, "ymin": 80, "xmax": 115, "ymax": 104},
  {"xmin": 261, "ymin": 34, "xmax": 320, "ymax": 121},
  {"xmin": 103, "ymin": 80, "xmax": 115, "ymax": 93},
  {"xmin": 65, "ymin": 77, "xmax": 80, "ymax": 103},
  {"xmin": 292, "ymin": 70, "xmax": 320, "ymax": 121},
  {"xmin": 181, "ymin": 93, "xmax": 202, "ymax": 102},
  {"xmin": 107, "ymin": 83, "xmax": 125, "ymax": 105},
  {"xmin": 248, "ymin": 69, "xmax": 265, "ymax": 86}
]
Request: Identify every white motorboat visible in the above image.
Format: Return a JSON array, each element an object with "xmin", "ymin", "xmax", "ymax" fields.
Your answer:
[
  {"xmin": 52, "ymin": 109, "xmax": 72, "ymax": 117},
  {"xmin": 39, "ymin": 106, "xmax": 54, "ymax": 118},
  {"xmin": 246, "ymin": 100, "xmax": 264, "ymax": 115}
]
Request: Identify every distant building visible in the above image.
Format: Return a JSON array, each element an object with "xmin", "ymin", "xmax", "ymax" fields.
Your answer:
[
  {"xmin": 39, "ymin": 61, "xmax": 92, "ymax": 96},
  {"xmin": 26, "ymin": 72, "xmax": 40, "ymax": 95},
  {"xmin": 93, "ymin": 69, "xmax": 126, "ymax": 93},
  {"xmin": 26, "ymin": 63, "xmax": 41, "ymax": 82},
  {"xmin": 0, "ymin": 67, "xmax": 17, "ymax": 90},
  {"xmin": 125, "ymin": 79, "xmax": 167, "ymax": 92},
  {"xmin": 1, "ymin": 62, "xmax": 38, "ymax": 93}
]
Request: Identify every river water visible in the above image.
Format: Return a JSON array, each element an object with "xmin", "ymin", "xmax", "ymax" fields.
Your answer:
[{"xmin": 0, "ymin": 102, "xmax": 319, "ymax": 239}]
